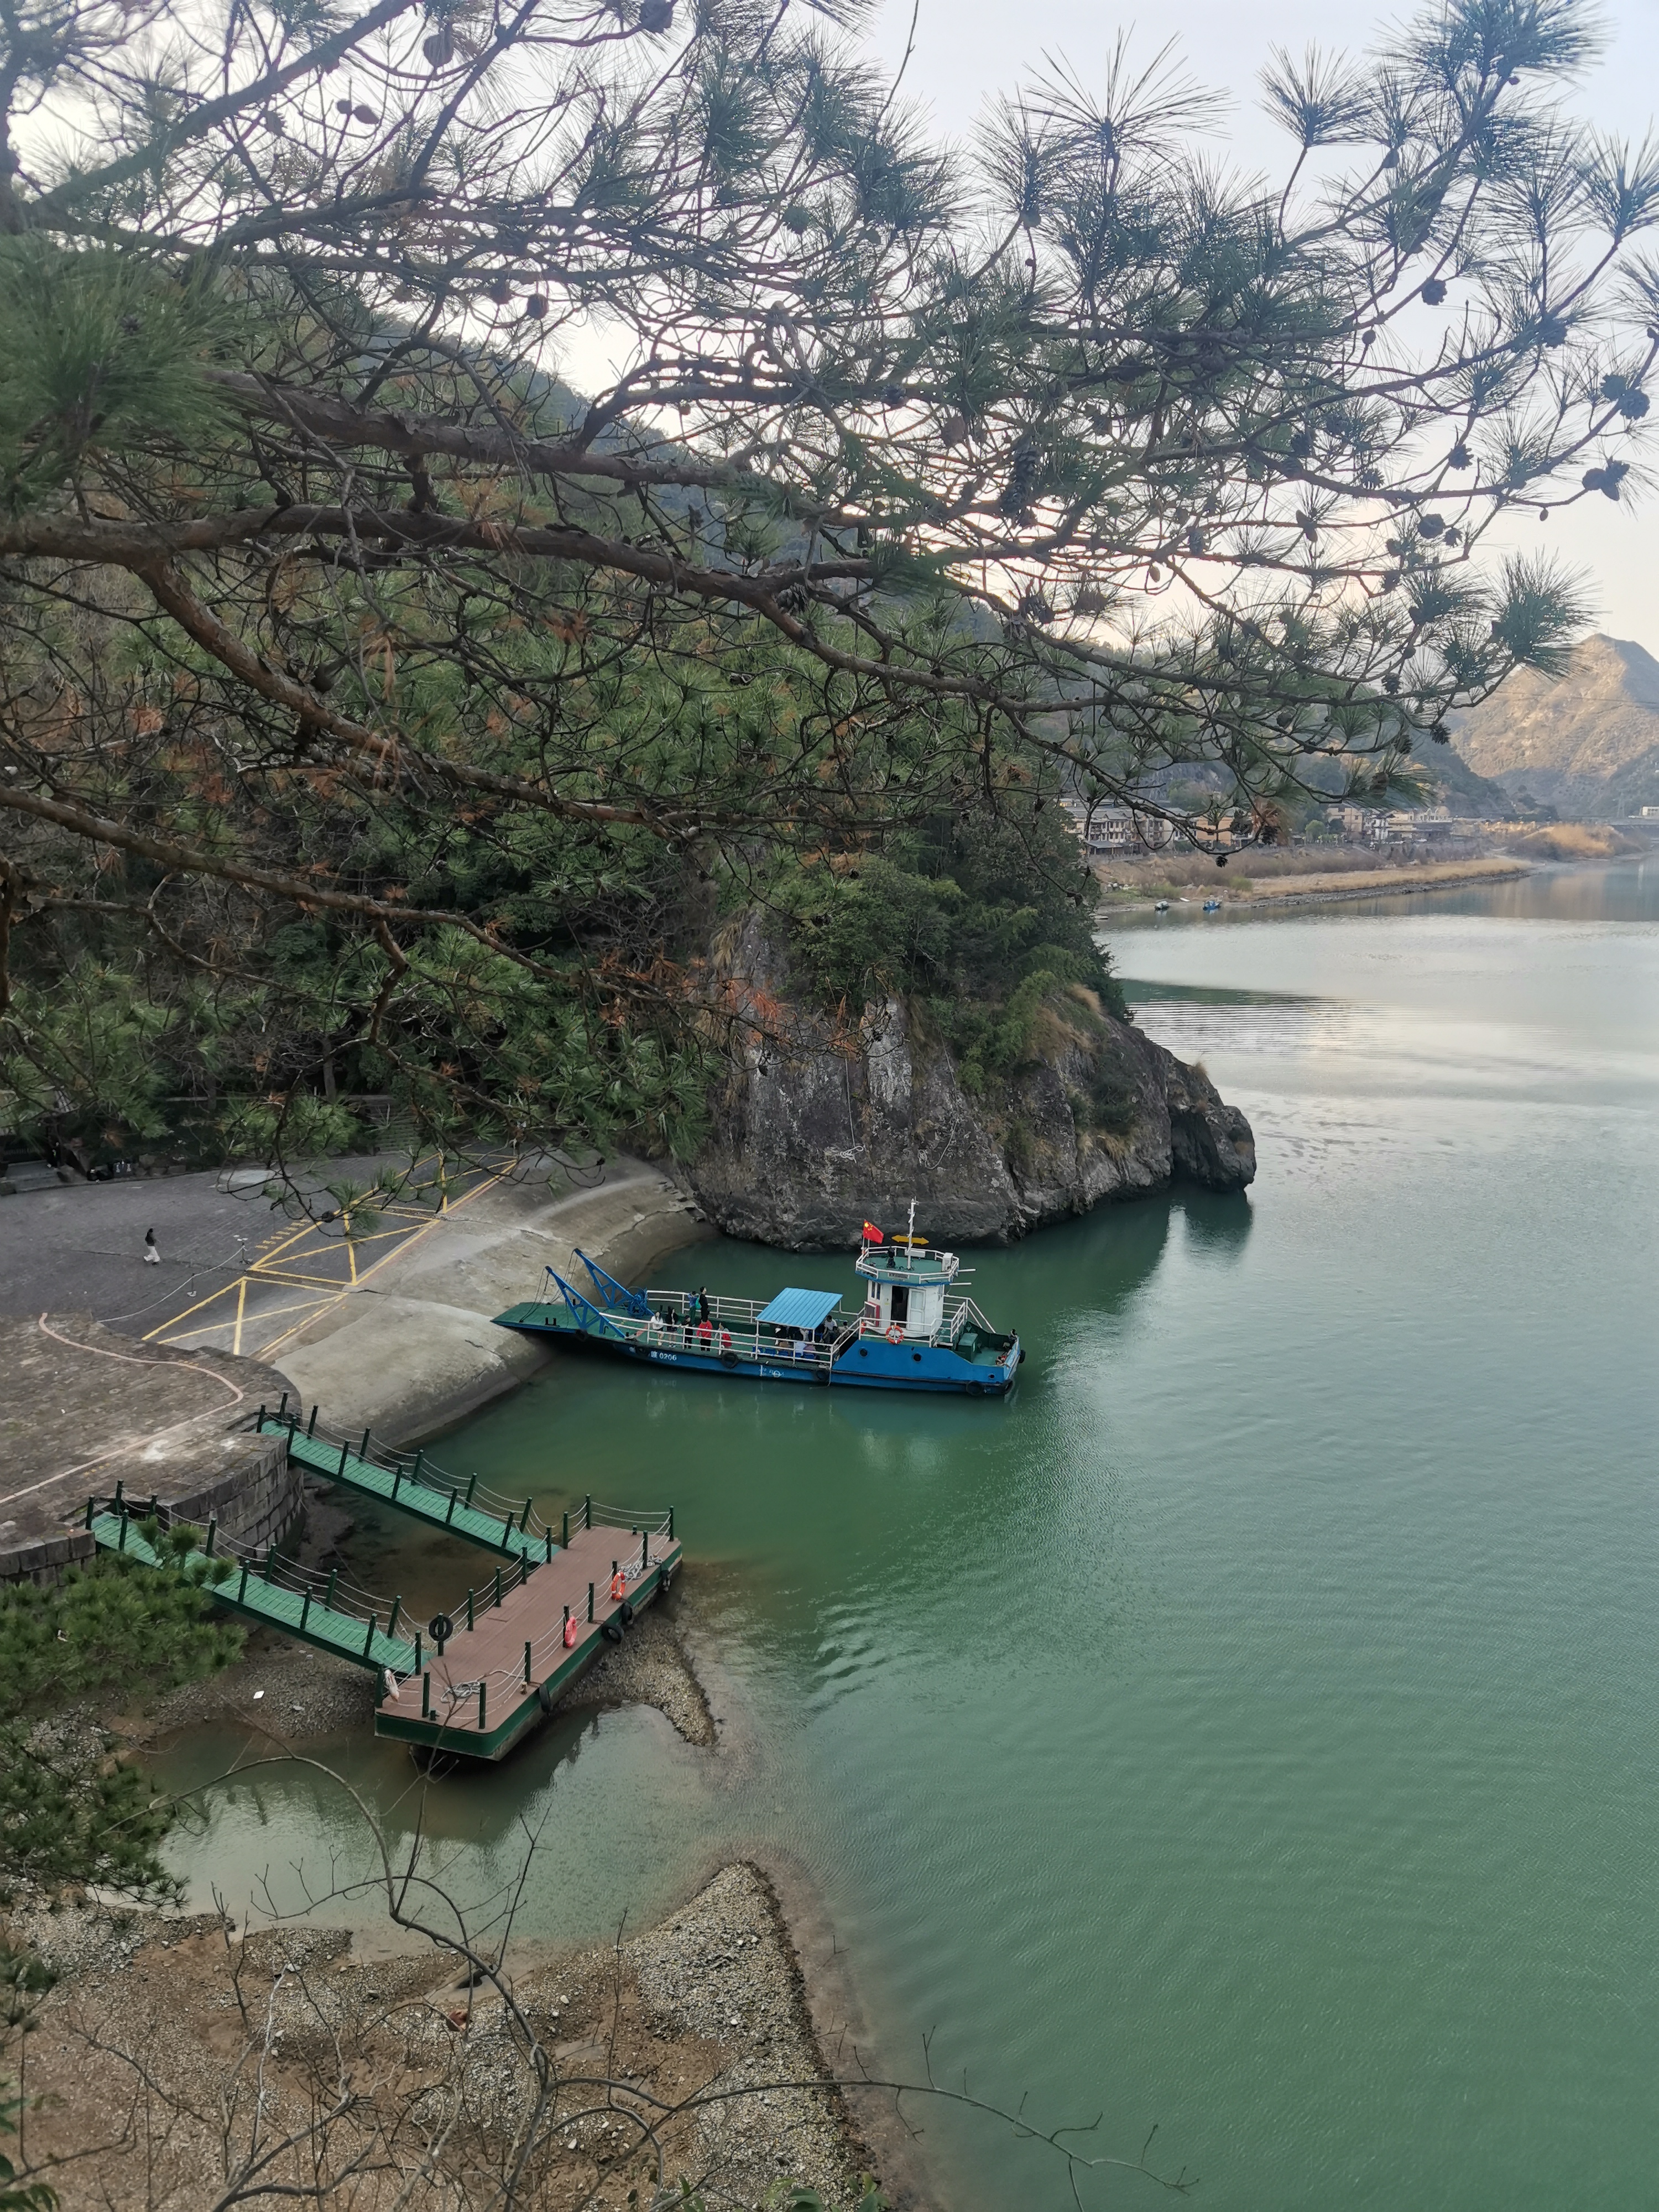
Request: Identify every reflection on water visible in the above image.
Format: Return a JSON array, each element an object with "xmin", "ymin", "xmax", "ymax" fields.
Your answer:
[{"xmin": 156, "ymin": 859, "xmax": 1659, "ymax": 2212}]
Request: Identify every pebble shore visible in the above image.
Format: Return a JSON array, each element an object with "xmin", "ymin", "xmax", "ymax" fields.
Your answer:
[{"xmin": 7, "ymin": 1860, "xmax": 877, "ymax": 2210}]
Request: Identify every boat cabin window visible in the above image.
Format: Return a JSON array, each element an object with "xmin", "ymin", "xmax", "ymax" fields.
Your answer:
[{"xmin": 889, "ymin": 1285, "xmax": 909, "ymax": 1326}]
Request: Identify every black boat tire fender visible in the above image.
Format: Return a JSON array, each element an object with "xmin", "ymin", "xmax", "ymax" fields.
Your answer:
[
  {"xmin": 618, "ymin": 1599, "xmax": 635, "ymax": 1627},
  {"xmin": 967, "ymin": 1380, "xmax": 986, "ymax": 1396},
  {"xmin": 721, "ymin": 1349, "xmax": 738, "ymax": 1369},
  {"xmin": 1018, "ymin": 1347, "xmax": 1026, "ymax": 1364},
  {"xmin": 602, "ymin": 1619, "xmax": 624, "ymax": 1644},
  {"xmin": 536, "ymin": 1679, "xmax": 556, "ymax": 1715}
]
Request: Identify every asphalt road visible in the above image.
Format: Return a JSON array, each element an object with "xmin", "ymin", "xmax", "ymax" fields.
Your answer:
[
  {"xmin": 0, "ymin": 1170, "xmax": 293, "ymax": 1336},
  {"xmin": 0, "ymin": 1152, "xmax": 530, "ymax": 1358}
]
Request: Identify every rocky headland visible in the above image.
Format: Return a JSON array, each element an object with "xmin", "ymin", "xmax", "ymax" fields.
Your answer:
[{"xmin": 686, "ymin": 913, "xmax": 1255, "ymax": 1248}]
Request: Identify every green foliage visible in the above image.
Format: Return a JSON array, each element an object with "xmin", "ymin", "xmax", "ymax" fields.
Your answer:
[
  {"xmin": 0, "ymin": 0, "xmax": 1648, "ymax": 1178},
  {"xmin": 774, "ymin": 806, "xmax": 1119, "ymax": 1015},
  {"xmin": 0, "ymin": 240, "xmax": 228, "ymax": 511},
  {"xmin": 0, "ymin": 1556, "xmax": 242, "ymax": 1902},
  {"xmin": 770, "ymin": 803, "xmax": 1129, "ymax": 1095}
]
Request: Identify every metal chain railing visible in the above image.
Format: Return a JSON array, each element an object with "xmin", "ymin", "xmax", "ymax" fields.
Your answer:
[{"xmin": 255, "ymin": 1400, "xmax": 555, "ymax": 1547}]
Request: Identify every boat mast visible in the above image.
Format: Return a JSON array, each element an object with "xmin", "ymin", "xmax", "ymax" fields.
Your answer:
[{"xmin": 906, "ymin": 1197, "xmax": 915, "ymax": 1270}]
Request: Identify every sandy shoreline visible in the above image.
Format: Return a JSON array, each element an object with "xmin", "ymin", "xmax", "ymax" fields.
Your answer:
[{"xmin": 1103, "ymin": 854, "xmax": 1531, "ymax": 917}]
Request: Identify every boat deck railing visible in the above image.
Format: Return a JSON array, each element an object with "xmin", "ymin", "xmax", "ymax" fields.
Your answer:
[{"xmin": 553, "ymin": 1286, "xmax": 1009, "ymax": 1364}]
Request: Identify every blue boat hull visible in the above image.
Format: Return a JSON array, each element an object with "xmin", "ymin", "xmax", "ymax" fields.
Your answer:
[{"xmin": 494, "ymin": 1310, "xmax": 1020, "ymax": 1396}]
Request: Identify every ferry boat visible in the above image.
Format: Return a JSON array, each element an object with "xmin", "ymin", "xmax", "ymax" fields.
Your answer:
[{"xmin": 493, "ymin": 1211, "xmax": 1022, "ymax": 1396}]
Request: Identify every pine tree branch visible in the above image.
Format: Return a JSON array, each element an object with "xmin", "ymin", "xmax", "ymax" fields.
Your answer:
[{"xmin": 18, "ymin": 0, "xmax": 422, "ymax": 232}]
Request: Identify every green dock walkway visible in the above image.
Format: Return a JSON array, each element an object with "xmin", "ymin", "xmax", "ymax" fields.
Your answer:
[
  {"xmin": 256, "ymin": 1412, "xmax": 553, "ymax": 1562},
  {"xmin": 88, "ymin": 1509, "xmax": 418, "ymax": 1673}
]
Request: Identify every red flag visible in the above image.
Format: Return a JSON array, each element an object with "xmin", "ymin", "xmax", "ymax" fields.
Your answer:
[{"xmin": 862, "ymin": 1220, "xmax": 884, "ymax": 1243}]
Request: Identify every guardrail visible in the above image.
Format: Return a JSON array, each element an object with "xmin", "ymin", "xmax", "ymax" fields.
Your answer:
[
  {"xmin": 85, "ymin": 1483, "xmax": 416, "ymax": 1666},
  {"xmin": 253, "ymin": 1399, "xmax": 555, "ymax": 1550}
]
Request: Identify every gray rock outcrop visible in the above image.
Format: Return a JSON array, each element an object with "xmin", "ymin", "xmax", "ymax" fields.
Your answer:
[{"xmin": 686, "ymin": 916, "xmax": 1254, "ymax": 1248}]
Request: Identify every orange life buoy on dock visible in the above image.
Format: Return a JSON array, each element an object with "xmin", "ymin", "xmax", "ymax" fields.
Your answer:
[
  {"xmin": 563, "ymin": 1612, "xmax": 578, "ymax": 1648},
  {"xmin": 886, "ymin": 1324, "xmax": 904, "ymax": 1344},
  {"xmin": 609, "ymin": 1569, "xmax": 627, "ymax": 1601}
]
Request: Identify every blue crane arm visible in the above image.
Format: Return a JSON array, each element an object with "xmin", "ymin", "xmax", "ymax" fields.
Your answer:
[
  {"xmin": 573, "ymin": 1248, "xmax": 651, "ymax": 1318},
  {"xmin": 545, "ymin": 1267, "xmax": 629, "ymax": 1338}
]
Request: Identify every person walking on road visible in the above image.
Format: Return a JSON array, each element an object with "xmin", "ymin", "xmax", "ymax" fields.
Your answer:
[{"xmin": 143, "ymin": 1227, "xmax": 161, "ymax": 1265}]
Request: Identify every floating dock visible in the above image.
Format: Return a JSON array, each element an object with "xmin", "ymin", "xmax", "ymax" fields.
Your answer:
[{"xmin": 87, "ymin": 1400, "xmax": 680, "ymax": 1763}]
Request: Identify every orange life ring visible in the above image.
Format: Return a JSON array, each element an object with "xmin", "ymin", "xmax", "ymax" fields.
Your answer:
[
  {"xmin": 562, "ymin": 1613, "xmax": 578, "ymax": 1648},
  {"xmin": 886, "ymin": 1324, "xmax": 905, "ymax": 1344},
  {"xmin": 609, "ymin": 1570, "xmax": 627, "ymax": 1601}
]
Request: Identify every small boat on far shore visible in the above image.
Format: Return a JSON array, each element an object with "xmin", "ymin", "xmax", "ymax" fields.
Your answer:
[{"xmin": 493, "ymin": 1212, "xmax": 1022, "ymax": 1397}]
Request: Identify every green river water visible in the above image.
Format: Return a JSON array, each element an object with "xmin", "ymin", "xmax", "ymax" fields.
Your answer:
[{"xmin": 159, "ymin": 857, "xmax": 1659, "ymax": 2209}]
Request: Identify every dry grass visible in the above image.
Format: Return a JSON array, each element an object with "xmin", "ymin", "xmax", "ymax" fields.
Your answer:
[{"xmin": 1505, "ymin": 823, "xmax": 1640, "ymax": 860}]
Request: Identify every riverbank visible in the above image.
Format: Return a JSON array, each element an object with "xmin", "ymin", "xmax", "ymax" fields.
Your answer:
[
  {"xmin": 5, "ymin": 1859, "xmax": 880, "ymax": 2210},
  {"xmin": 1104, "ymin": 853, "xmax": 1530, "ymax": 914}
]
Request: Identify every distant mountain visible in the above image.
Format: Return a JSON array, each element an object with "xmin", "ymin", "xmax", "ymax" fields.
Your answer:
[
  {"xmin": 1451, "ymin": 635, "xmax": 1659, "ymax": 818},
  {"xmin": 1417, "ymin": 739, "xmax": 1515, "ymax": 816}
]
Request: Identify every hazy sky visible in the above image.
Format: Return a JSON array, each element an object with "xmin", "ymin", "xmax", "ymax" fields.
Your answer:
[{"xmin": 859, "ymin": 0, "xmax": 1659, "ymax": 655}]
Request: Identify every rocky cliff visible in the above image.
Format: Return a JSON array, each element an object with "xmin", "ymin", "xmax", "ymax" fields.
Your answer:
[{"xmin": 686, "ymin": 916, "xmax": 1254, "ymax": 1248}]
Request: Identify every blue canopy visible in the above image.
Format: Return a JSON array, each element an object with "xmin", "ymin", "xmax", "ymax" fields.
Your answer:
[{"xmin": 755, "ymin": 1287, "xmax": 844, "ymax": 1331}]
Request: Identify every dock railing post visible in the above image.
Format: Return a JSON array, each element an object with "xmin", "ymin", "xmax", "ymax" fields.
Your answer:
[
  {"xmin": 299, "ymin": 1590, "xmax": 312, "ymax": 1631},
  {"xmin": 669, "ymin": 1507, "xmax": 675, "ymax": 1542},
  {"xmin": 324, "ymin": 1568, "xmax": 338, "ymax": 1612},
  {"xmin": 464, "ymin": 1475, "xmax": 477, "ymax": 1510},
  {"xmin": 118, "ymin": 1504, "xmax": 129, "ymax": 1551},
  {"xmin": 387, "ymin": 1597, "xmax": 402, "ymax": 1640},
  {"xmin": 585, "ymin": 1495, "xmax": 592, "ymax": 1531},
  {"xmin": 307, "ymin": 1404, "xmax": 319, "ymax": 1438},
  {"xmin": 587, "ymin": 1582, "xmax": 594, "ymax": 1623},
  {"xmin": 467, "ymin": 1587, "xmax": 475, "ymax": 1631},
  {"xmin": 206, "ymin": 1516, "xmax": 217, "ymax": 1557},
  {"xmin": 445, "ymin": 1490, "xmax": 457, "ymax": 1526},
  {"xmin": 391, "ymin": 1467, "xmax": 402, "ymax": 1500},
  {"xmin": 421, "ymin": 1672, "xmax": 431, "ymax": 1719},
  {"xmin": 561, "ymin": 1511, "xmax": 569, "ymax": 1548},
  {"xmin": 237, "ymin": 1561, "xmax": 249, "ymax": 1604},
  {"xmin": 413, "ymin": 1448, "xmax": 424, "ymax": 1485},
  {"xmin": 640, "ymin": 1528, "xmax": 648, "ymax": 1575},
  {"xmin": 359, "ymin": 1428, "xmax": 371, "ymax": 1462},
  {"xmin": 478, "ymin": 1683, "xmax": 487, "ymax": 1733},
  {"xmin": 523, "ymin": 1641, "xmax": 531, "ymax": 1684},
  {"xmin": 414, "ymin": 1630, "xmax": 422, "ymax": 1672},
  {"xmin": 338, "ymin": 1439, "xmax": 350, "ymax": 1477},
  {"xmin": 492, "ymin": 1569, "xmax": 502, "ymax": 1611},
  {"xmin": 362, "ymin": 1613, "xmax": 377, "ymax": 1658}
]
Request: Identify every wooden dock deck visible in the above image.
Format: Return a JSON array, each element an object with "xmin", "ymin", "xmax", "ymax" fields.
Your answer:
[{"xmin": 375, "ymin": 1519, "xmax": 681, "ymax": 1761}]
